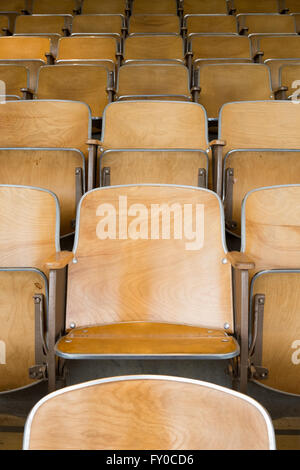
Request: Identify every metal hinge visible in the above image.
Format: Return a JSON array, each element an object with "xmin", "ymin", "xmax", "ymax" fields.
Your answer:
[{"xmin": 29, "ymin": 364, "xmax": 47, "ymax": 380}]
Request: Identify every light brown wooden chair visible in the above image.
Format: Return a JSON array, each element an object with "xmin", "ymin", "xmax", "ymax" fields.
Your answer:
[
  {"xmin": 285, "ymin": 0, "xmax": 300, "ymax": 13},
  {"xmin": 132, "ymin": 0, "xmax": 178, "ymax": 15},
  {"xmin": 0, "ymin": 36, "xmax": 52, "ymax": 89},
  {"xmin": 46, "ymin": 184, "xmax": 255, "ymax": 393},
  {"xmin": 0, "ymin": 64, "xmax": 29, "ymax": 99},
  {"xmin": 31, "ymin": 0, "xmax": 78, "ymax": 15},
  {"xmin": 231, "ymin": 0, "xmax": 281, "ymax": 14},
  {"xmin": 115, "ymin": 63, "xmax": 191, "ymax": 101},
  {"xmin": 0, "ymin": 185, "xmax": 61, "ymax": 394},
  {"xmin": 183, "ymin": 14, "xmax": 238, "ymax": 38},
  {"xmin": 123, "ymin": 35, "xmax": 186, "ymax": 66},
  {"xmin": 241, "ymin": 184, "xmax": 300, "ymax": 396},
  {"xmin": 90, "ymin": 100, "xmax": 210, "ymax": 189},
  {"xmin": 237, "ymin": 13, "xmax": 296, "ymax": 35},
  {"xmin": 0, "ymin": 0, "xmax": 26, "ymax": 13},
  {"xmin": 22, "ymin": 375, "xmax": 276, "ymax": 450},
  {"xmin": 183, "ymin": 0, "xmax": 229, "ymax": 15},
  {"xmin": 0, "ymin": 149, "xmax": 85, "ymax": 236},
  {"xmin": 194, "ymin": 63, "xmax": 273, "ymax": 121},
  {"xmin": 187, "ymin": 35, "xmax": 253, "ymax": 76},
  {"xmin": 56, "ymin": 36, "xmax": 121, "ymax": 71},
  {"xmin": 71, "ymin": 14, "xmax": 126, "ymax": 39},
  {"xmin": 212, "ymin": 101, "xmax": 300, "ymax": 234},
  {"xmin": 251, "ymin": 35, "xmax": 300, "ymax": 88},
  {"xmin": 0, "ymin": 100, "xmax": 94, "ymax": 198},
  {"xmin": 81, "ymin": 0, "xmax": 129, "ymax": 15},
  {"xmin": 128, "ymin": 14, "xmax": 181, "ymax": 35},
  {"xmin": 99, "ymin": 149, "xmax": 208, "ymax": 187},
  {"xmin": 34, "ymin": 64, "xmax": 112, "ymax": 120},
  {"xmin": 279, "ymin": 63, "xmax": 300, "ymax": 99}
]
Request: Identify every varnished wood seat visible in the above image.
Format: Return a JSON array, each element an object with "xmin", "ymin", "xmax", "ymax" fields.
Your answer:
[
  {"xmin": 71, "ymin": 14, "xmax": 126, "ymax": 38},
  {"xmin": 0, "ymin": 0, "xmax": 26, "ymax": 13},
  {"xmin": 231, "ymin": 0, "xmax": 281, "ymax": 14},
  {"xmin": 279, "ymin": 63, "xmax": 300, "ymax": 99},
  {"xmin": 284, "ymin": 0, "xmax": 300, "ymax": 13},
  {"xmin": 116, "ymin": 63, "xmax": 191, "ymax": 101},
  {"xmin": 0, "ymin": 15, "xmax": 9, "ymax": 35},
  {"xmin": 31, "ymin": 0, "xmax": 78, "ymax": 15},
  {"xmin": 237, "ymin": 14, "xmax": 296, "ymax": 35},
  {"xmin": 48, "ymin": 184, "xmax": 254, "ymax": 393},
  {"xmin": 0, "ymin": 185, "xmax": 60, "ymax": 393},
  {"xmin": 132, "ymin": 0, "xmax": 178, "ymax": 15},
  {"xmin": 56, "ymin": 36, "xmax": 120, "ymax": 71},
  {"xmin": 81, "ymin": 0, "xmax": 129, "ymax": 15},
  {"xmin": 128, "ymin": 14, "xmax": 181, "ymax": 35},
  {"xmin": 123, "ymin": 35, "xmax": 186, "ymax": 66},
  {"xmin": 183, "ymin": 0, "xmax": 229, "ymax": 15},
  {"xmin": 241, "ymin": 185, "xmax": 300, "ymax": 396},
  {"xmin": 0, "ymin": 64, "xmax": 29, "ymax": 99},
  {"xmin": 22, "ymin": 375, "xmax": 276, "ymax": 450},
  {"xmin": 194, "ymin": 63, "xmax": 273, "ymax": 120},
  {"xmin": 183, "ymin": 14, "xmax": 238, "ymax": 38},
  {"xmin": 212, "ymin": 101, "xmax": 300, "ymax": 233}
]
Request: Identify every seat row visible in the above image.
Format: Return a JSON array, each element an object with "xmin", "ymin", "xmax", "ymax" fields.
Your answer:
[
  {"xmin": 4, "ymin": 13, "xmax": 300, "ymax": 37},
  {"xmin": 0, "ymin": 180, "xmax": 299, "ymax": 403}
]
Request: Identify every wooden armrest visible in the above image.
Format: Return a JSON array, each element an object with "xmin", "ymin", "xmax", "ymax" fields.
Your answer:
[
  {"xmin": 226, "ymin": 252, "xmax": 255, "ymax": 270},
  {"xmin": 45, "ymin": 251, "xmax": 74, "ymax": 270},
  {"xmin": 210, "ymin": 139, "xmax": 226, "ymax": 147}
]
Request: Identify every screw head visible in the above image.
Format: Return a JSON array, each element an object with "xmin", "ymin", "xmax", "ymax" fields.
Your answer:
[
  {"xmin": 70, "ymin": 322, "xmax": 76, "ymax": 329},
  {"xmin": 224, "ymin": 323, "xmax": 230, "ymax": 330}
]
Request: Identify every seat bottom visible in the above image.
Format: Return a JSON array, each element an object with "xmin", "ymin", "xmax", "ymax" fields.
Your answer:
[{"xmin": 55, "ymin": 322, "xmax": 239, "ymax": 360}]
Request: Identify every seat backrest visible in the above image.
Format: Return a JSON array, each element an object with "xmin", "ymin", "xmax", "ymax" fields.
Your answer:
[
  {"xmin": 0, "ymin": 185, "xmax": 59, "ymax": 271},
  {"xmin": 279, "ymin": 63, "xmax": 300, "ymax": 98},
  {"xmin": 23, "ymin": 375, "xmax": 276, "ymax": 450},
  {"xmin": 0, "ymin": 64, "xmax": 29, "ymax": 98},
  {"xmin": 219, "ymin": 101, "xmax": 300, "ymax": 156},
  {"xmin": 36, "ymin": 65, "xmax": 109, "ymax": 118},
  {"xmin": 82, "ymin": 0, "xmax": 127, "ymax": 14},
  {"xmin": 0, "ymin": 100, "xmax": 91, "ymax": 161},
  {"xmin": 255, "ymin": 35, "xmax": 300, "ymax": 59},
  {"xmin": 190, "ymin": 35, "xmax": 252, "ymax": 60},
  {"xmin": 132, "ymin": 0, "xmax": 177, "ymax": 14},
  {"xmin": 15, "ymin": 14, "xmax": 68, "ymax": 34},
  {"xmin": 123, "ymin": 35, "xmax": 185, "ymax": 62},
  {"xmin": 285, "ymin": 0, "xmax": 300, "ymax": 12},
  {"xmin": 101, "ymin": 101, "xmax": 208, "ymax": 150},
  {"xmin": 233, "ymin": 0, "xmax": 280, "ymax": 13},
  {"xmin": 197, "ymin": 64, "xmax": 272, "ymax": 119},
  {"xmin": 71, "ymin": 14, "xmax": 124, "ymax": 36},
  {"xmin": 116, "ymin": 63, "xmax": 191, "ymax": 100},
  {"xmin": 66, "ymin": 185, "xmax": 233, "ymax": 331},
  {"xmin": 0, "ymin": 15, "xmax": 8, "ymax": 34},
  {"xmin": 237, "ymin": 13, "xmax": 296, "ymax": 34},
  {"xmin": 129, "ymin": 14, "xmax": 181, "ymax": 34},
  {"xmin": 57, "ymin": 36, "xmax": 118, "ymax": 63},
  {"xmin": 0, "ymin": 36, "xmax": 51, "ymax": 60},
  {"xmin": 32, "ymin": 0, "xmax": 76, "ymax": 14},
  {"xmin": 0, "ymin": 0, "xmax": 25, "ymax": 12},
  {"xmin": 241, "ymin": 184, "xmax": 300, "ymax": 271},
  {"xmin": 185, "ymin": 14, "xmax": 238, "ymax": 35},
  {"xmin": 183, "ymin": 0, "xmax": 228, "ymax": 14}
]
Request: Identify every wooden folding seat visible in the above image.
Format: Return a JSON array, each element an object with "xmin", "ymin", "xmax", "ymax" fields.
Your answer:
[
  {"xmin": 183, "ymin": 0, "xmax": 228, "ymax": 15},
  {"xmin": 14, "ymin": 15, "xmax": 72, "ymax": 56},
  {"xmin": 0, "ymin": 185, "xmax": 60, "ymax": 393},
  {"xmin": 0, "ymin": 36, "xmax": 52, "ymax": 89},
  {"xmin": 0, "ymin": 15, "xmax": 9, "ymax": 35},
  {"xmin": 71, "ymin": 14, "xmax": 126, "ymax": 39},
  {"xmin": 251, "ymin": 35, "xmax": 300, "ymax": 88},
  {"xmin": 81, "ymin": 0, "xmax": 129, "ymax": 15},
  {"xmin": 241, "ymin": 184, "xmax": 300, "ymax": 396},
  {"xmin": 183, "ymin": 14, "xmax": 238, "ymax": 38},
  {"xmin": 123, "ymin": 35, "xmax": 186, "ymax": 65},
  {"xmin": 279, "ymin": 63, "xmax": 300, "ymax": 99},
  {"xmin": 285, "ymin": 0, "xmax": 300, "ymax": 12},
  {"xmin": 90, "ymin": 100, "xmax": 210, "ymax": 188},
  {"xmin": 128, "ymin": 14, "xmax": 181, "ymax": 35},
  {"xmin": 23, "ymin": 375, "xmax": 276, "ymax": 450},
  {"xmin": 0, "ymin": 0, "xmax": 26, "ymax": 13},
  {"xmin": 56, "ymin": 36, "xmax": 121, "ymax": 71},
  {"xmin": 0, "ymin": 100, "xmax": 94, "ymax": 205},
  {"xmin": 132, "ymin": 0, "xmax": 178, "ymax": 15},
  {"xmin": 212, "ymin": 101, "xmax": 300, "ymax": 233},
  {"xmin": 115, "ymin": 63, "xmax": 191, "ymax": 101},
  {"xmin": 47, "ymin": 184, "xmax": 255, "ymax": 393},
  {"xmin": 31, "ymin": 0, "xmax": 78, "ymax": 15},
  {"xmin": 188, "ymin": 35, "xmax": 253, "ymax": 75},
  {"xmin": 194, "ymin": 63, "xmax": 273, "ymax": 121},
  {"xmin": 231, "ymin": 0, "xmax": 280, "ymax": 14},
  {"xmin": 35, "ymin": 64, "xmax": 112, "ymax": 120},
  {"xmin": 237, "ymin": 13, "xmax": 296, "ymax": 35},
  {"xmin": 0, "ymin": 64, "xmax": 29, "ymax": 99},
  {"xmin": 99, "ymin": 150, "xmax": 208, "ymax": 187}
]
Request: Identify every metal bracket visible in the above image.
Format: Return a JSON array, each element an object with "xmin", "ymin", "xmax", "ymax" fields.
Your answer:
[
  {"xmin": 75, "ymin": 167, "xmax": 83, "ymax": 208},
  {"xmin": 29, "ymin": 294, "xmax": 48, "ymax": 380},
  {"xmin": 249, "ymin": 293, "xmax": 269, "ymax": 381},
  {"xmin": 224, "ymin": 167, "xmax": 237, "ymax": 231},
  {"xmin": 102, "ymin": 167, "xmax": 111, "ymax": 187},
  {"xmin": 29, "ymin": 364, "xmax": 47, "ymax": 380},
  {"xmin": 198, "ymin": 168, "xmax": 206, "ymax": 188}
]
